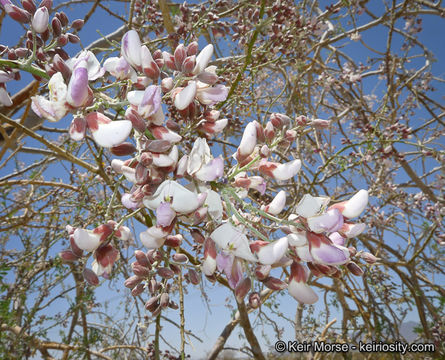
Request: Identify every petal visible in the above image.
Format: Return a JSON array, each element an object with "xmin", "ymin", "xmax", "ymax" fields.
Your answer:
[
  {"xmin": 174, "ymin": 81, "xmax": 196, "ymax": 110},
  {"xmin": 237, "ymin": 121, "xmax": 257, "ymax": 159},
  {"xmin": 86, "ymin": 112, "xmax": 132, "ymax": 148},
  {"xmin": 287, "ymin": 232, "xmax": 307, "ymax": 247},
  {"xmin": 307, "ymin": 232, "xmax": 349, "ymax": 265},
  {"xmin": 193, "ymin": 44, "xmax": 213, "ymax": 75},
  {"xmin": 0, "ymin": 87, "xmax": 12, "ymax": 107},
  {"xmin": 262, "ymin": 190, "xmax": 286, "ymax": 215},
  {"xmin": 69, "ymin": 116, "xmax": 86, "ymax": 141},
  {"xmin": 66, "ymin": 60, "xmax": 89, "ymax": 107},
  {"xmin": 121, "ymin": 193, "xmax": 140, "ymax": 209},
  {"xmin": 73, "ymin": 228, "xmax": 101, "ymax": 252},
  {"xmin": 343, "ymin": 189, "xmax": 368, "ymax": 218},
  {"xmin": 204, "ymin": 189, "xmax": 223, "ymax": 224},
  {"xmin": 127, "ymin": 90, "xmax": 145, "ymax": 106},
  {"xmin": 295, "ymin": 194, "xmax": 330, "ymax": 218},
  {"xmin": 329, "ymin": 232, "xmax": 345, "ymax": 246},
  {"xmin": 143, "ymin": 180, "xmax": 200, "ymax": 214},
  {"xmin": 140, "ymin": 226, "xmax": 167, "ymax": 248},
  {"xmin": 121, "ymin": 29, "xmax": 141, "ymax": 69},
  {"xmin": 156, "ymin": 202, "xmax": 176, "ymax": 227},
  {"xmin": 196, "ymin": 84, "xmax": 228, "ymax": 105},
  {"xmin": 295, "ymin": 245, "xmax": 314, "ymax": 262},
  {"xmin": 340, "ymin": 223, "xmax": 366, "ymax": 238},
  {"xmin": 210, "ymin": 222, "xmax": 257, "ymax": 262},
  {"xmin": 288, "ymin": 263, "xmax": 318, "ymax": 304},
  {"xmin": 307, "ymin": 209, "xmax": 344, "ymax": 233},
  {"xmin": 195, "ymin": 157, "xmax": 224, "ymax": 182},
  {"xmin": 261, "ymin": 159, "xmax": 302, "ymax": 181},
  {"xmin": 255, "ymin": 236, "xmax": 289, "ymax": 265}
]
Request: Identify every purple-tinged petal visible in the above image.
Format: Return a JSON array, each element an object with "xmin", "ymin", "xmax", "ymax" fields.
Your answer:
[
  {"xmin": 195, "ymin": 156, "xmax": 224, "ymax": 182},
  {"xmin": 66, "ymin": 60, "xmax": 88, "ymax": 107},
  {"xmin": 121, "ymin": 30, "xmax": 141, "ymax": 69},
  {"xmin": 138, "ymin": 85, "xmax": 161, "ymax": 118},
  {"xmin": 329, "ymin": 232, "xmax": 345, "ymax": 246},
  {"xmin": 196, "ymin": 84, "xmax": 228, "ymax": 105},
  {"xmin": 307, "ymin": 208, "xmax": 344, "ymax": 233},
  {"xmin": 307, "ymin": 232, "xmax": 349, "ymax": 265},
  {"xmin": 156, "ymin": 202, "xmax": 176, "ymax": 227}
]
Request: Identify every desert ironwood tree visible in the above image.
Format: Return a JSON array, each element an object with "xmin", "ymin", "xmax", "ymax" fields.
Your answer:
[{"xmin": 0, "ymin": 0, "xmax": 443, "ymax": 359}]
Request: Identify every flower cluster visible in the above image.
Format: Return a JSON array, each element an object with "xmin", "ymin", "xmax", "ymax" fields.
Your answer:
[{"xmin": 1, "ymin": 15, "xmax": 376, "ymax": 312}]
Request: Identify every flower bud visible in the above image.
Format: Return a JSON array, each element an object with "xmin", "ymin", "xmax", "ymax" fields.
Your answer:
[
  {"xmin": 159, "ymin": 293, "xmax": 170, "ymax": 308},
  {"xmin": 190, "ymin": 229, "xmax": 205, "ymax": 244},
  {"xmin": 110, "ymin": 142, "xmax": 136, "ymax": 156},
  {"xmin": 145, "ymin": 296, "xmax": 159, "ymax": 312},
  {"xmin": 187, "ymin": 41, "xmax": 198, "ymax": 56},
  {"xmin": 311, "ymin": 119, "xmax": 331, "ymax": 129},
  {"xmin": 248, "ymin": 292, "xmax": 261, "ymax": 308},
  {"xmin": 263, "ymin": 276, "xmax": 288, "ymax": 291},
  {"xmin": 124, "ymin": 275, "xmax": 142, "ymax": 289},
  {"xmin": 59, "ymin": 249, "xmax": 78, "ymax": 262},
  {"xmin": 57, "ymin": 34, "xmax": 68, "ymax": 46},
  {"xmin": 188, "ymin": 268, "xmax": 200, "ymax": 285},
  {"xmin": 157, "ymin": 267, "xmax": 174, "ymax": 279},
  {"xmin": 174, "ymin": 44, "xmax": 186, "ymax": 70},
  {"xmin": 57, "ymin": 11, "xmax": 68, "ymax": 26},
  {"xmin": 346, "ymin": 261, "xmax": 364, "ymax": 276},
  {"xmin": 132, "ymin": 263, "xmax": 151, "ymax": 277},
  {"xmin": 360, "ymin": 252, "xmax": 377, "ymax": 264},
  {"xmin": 169, "ymin": 263, "xmax": 181, "ymax": 275},
  {"xmin": 39, "ymin": 0, "xmax": 52, "ymax": 10},
  {"xmin": 3, "ymin": 2, "xmax": 31, "ymax": 23},
  {"xmin": 51, "ymin": 17, "xmax": 62, "ymax": 37},
  {"xmin": 83, "ymin": 268, "xmax": 99, "ymax": 286},
  {"xmin": 67, "ymin": 33, "xmax": 80, "ymax": 44},
  {"xmin": 71, "ymin": 18, "xmax": 84, "ymax": 30},
  {"xmin": 22, "ymin": 0, "xmax": 36, "ymax": 14},
  {"xmin": 255, "ymin": 265, "xmax": 271, "ymax": 280},
  {"xmin": 168, "ymin": 300, "xmax": 179, "ymax": 310},
  {"xmin": 235, "ymin": 277, "xmax": 251, "ymax": 303},
  {"xmin": 161, "ymin": 77, "xmax": 173, "ymax": 92},
  {"xmin": 164, "ymin": 234, "xmax": 183, "ymax": 247},
  {"xmin": 172, "ymin": 253, "xmax": 188, "ymax": 263},
  {"xmin": 131, "ymin": 283, "xmax": 145, "ymax": 296},
  {"xmin": 135, "ymin": 250, "xmax": 151, "ymax": 268},
  {"xmin": 182, "ymin": 55, "xmax": 196, "ymax": 74},
  {"xmin": 32, "ymin": 6, "xmax": 48, "ymax": 33}
]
